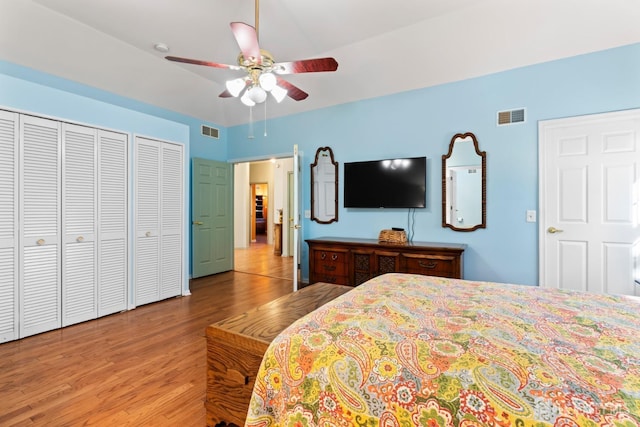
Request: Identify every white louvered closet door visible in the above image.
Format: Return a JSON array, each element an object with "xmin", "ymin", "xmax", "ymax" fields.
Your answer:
[
  {"xmin": 20, "ymin": 115, "xmax": 61, "ymax": 338},
  {"xmin": 160, "ymin": 142, "xmax": 183, "ymax": 299},
  {"xmin": 135, "ymin": 137, "xmax": 161, "ymax": 306},
  {"xmin": 98, "ymin": 130, "xmax": 128, "ymax": 316},
  {"xmin": 0, "ymin": 110, "xmax": 19, "ymax": 343},
  {"xmin": 62, "ymin": 123, "xmax": 97, "ymax": 327}
]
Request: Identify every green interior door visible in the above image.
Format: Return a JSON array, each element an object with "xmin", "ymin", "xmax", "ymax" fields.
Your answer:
[{"xmin": 192, "ymin": 158, "xmax": 233, "ymax": 278}]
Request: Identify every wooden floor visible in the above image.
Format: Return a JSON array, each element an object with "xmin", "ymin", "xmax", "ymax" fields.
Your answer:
[{"xmin": 0, "ymin": 243, "xmax": 293, "ymax": 426}]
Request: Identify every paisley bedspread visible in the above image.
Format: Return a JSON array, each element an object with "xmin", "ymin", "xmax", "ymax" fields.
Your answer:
[{"xmin": 245, "ymin": 273, "xmax": 640, "ymax": 426}]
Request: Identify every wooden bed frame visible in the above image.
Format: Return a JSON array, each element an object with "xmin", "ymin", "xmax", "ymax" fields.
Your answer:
[{"xmin": 205, "ymin": 282, "xmax": 351, "ymax": 426}]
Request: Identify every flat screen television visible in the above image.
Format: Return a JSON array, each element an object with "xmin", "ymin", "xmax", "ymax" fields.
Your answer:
[{"xmin": 344, "ymin": 156, "xmax": 426, "ymax": 208}]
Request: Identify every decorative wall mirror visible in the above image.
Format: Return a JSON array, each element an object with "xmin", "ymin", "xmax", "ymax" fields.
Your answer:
[
  {"xmin": 442, "ymin": 132, "xmax": 486, "ymax": 231},
  {"xmin": 310, "ymin": 146, "xmax": 338, "ymax": 224}
]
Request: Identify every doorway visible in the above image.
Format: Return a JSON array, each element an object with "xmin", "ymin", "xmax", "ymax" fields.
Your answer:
[
  {"xmin": 233, "ymin": 158, "xmax": 295, "ymax": 280},
  {"xmin": 251, "ymin": 183, "xmax": 268, "ymax": 243}
]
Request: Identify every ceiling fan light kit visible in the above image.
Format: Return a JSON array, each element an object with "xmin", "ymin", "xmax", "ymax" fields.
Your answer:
[{"xmin": 165, "ymin": 0, "xmax": 338, "ymax": 111}]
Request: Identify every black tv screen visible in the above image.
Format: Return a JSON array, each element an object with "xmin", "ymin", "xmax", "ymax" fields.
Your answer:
[{"xmin": 344, "ymin": 157, "xmax": 426, "ymax": 208}]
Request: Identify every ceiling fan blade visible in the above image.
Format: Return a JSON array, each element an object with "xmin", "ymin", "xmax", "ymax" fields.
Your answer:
[
  {"xmin": 165, "ymin": 55, "xmax": 242, "ymax": 70},
  {"xmin": 219, "ymin": 89, "xmax": 233, "ymax": 98},
  {"xmin": 276, "ymin": 77, "xmax": 309, "ymax": 101},
  {"xmin": 273, "ymin": 57, "xmax": 338, "ymax": 75},
  {"xmin": 230, "ymin": 22, "xmax": 261, "ymax": 64}
]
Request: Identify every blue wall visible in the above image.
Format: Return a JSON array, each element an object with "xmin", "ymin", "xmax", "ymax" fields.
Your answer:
[
  {"xmin": 228, "ymin": 43, "xmax": 640, "ymax": 285},
  {"xmin": 2, "ymin": 43, "xmax": 639, "ymax": 286}
]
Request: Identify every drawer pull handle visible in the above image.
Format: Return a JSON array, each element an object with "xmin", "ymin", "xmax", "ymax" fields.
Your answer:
[
  {"xmin": 323, "ymin": 265, "xmax": 336, "ymax": 271},
  {"xmin": 321, "ymin": 252, "xmax": 326, "ymax": 260},
  {"xmin": 418, "ymin": 261, "xmax": 437, "ymax": 269},
  {"xmin": 331, "ymin": 254, "xmax": 338, "ymax": 261},
  {"xmin": 227, "ymin": 368, "xmax": 250, "ymax": 386}
]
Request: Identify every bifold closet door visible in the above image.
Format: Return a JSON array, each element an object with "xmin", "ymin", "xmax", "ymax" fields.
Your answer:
[
  {"xmin": 134, "ymin": 137, "xmax": 183, "ymax": 306},
  {"xmin": 20, "ymin": 115, "xmax": 61, "ymax": 338},
  {"xmin": 61, "ymin": 123, "xmax": 97, "ymax": 327},
  {"xmin": 135, "ymin": 138, "xmax": 160, "ymax": 306},
  {"xmin": 98, "ymin": 130, "xmax": 128, "ymax": 316},
  {"xmin": 160, "ymin": 142, "xmax": 183, "ymax": 299},
  {"xmin": 62, "ymin": 125, "xmax": 129, "ymax": 325},
  {"xmin": 0, "ymin": 110, "xmax": 19, "ymax": 343}
]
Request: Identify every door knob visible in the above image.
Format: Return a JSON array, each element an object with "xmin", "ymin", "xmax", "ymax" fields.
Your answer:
[
  {"xmin": 547, "ymin": 226, "xmax": 564, "ymax": 234},
  {"xmin": 193, "ymin": 221, "xmax": 203, "ymax": 225}
]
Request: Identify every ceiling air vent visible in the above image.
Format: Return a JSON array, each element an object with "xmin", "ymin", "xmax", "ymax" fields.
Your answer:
[
  {"xmin": 201, "ymin": 125, "xmax": 219, "ymax": 139},
  {"xmin": 497, "ymin": 108, "xmax": 526, "ymax": 126}
]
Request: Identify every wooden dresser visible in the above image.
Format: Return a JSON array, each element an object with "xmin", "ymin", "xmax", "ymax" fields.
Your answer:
[
  {"xmin": 307, "ymin": 237, "xmax": 466, "ymax": 286},
  {"xmin": 205, "ymin": 282, "xmax": 351, "ymax": 427}
]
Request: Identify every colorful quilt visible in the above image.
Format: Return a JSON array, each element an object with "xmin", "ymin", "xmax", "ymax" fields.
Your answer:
[{"xmin": 245, "ymin": 273, "xmax": 640, "ymax": 427}]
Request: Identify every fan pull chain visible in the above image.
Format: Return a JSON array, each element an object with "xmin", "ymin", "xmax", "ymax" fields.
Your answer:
[
  {"xmin": 264, "ymin": 101, "xmax": 268, "ymax": 137},
  {"xmin": 248, "ymin": 106, "xmax": 254, "ymax": 139}
]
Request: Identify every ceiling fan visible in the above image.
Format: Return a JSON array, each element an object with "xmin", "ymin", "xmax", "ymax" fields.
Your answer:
[{"xmin": 165, "ymin": 0, "xmax": 338, "ymax": 107}]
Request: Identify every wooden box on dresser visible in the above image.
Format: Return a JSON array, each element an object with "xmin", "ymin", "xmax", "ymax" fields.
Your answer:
[{"xmin": 307, "ymin": 237, "xmax": 466, "ymax": 286}]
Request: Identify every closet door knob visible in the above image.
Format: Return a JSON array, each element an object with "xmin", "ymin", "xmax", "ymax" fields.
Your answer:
[
  {"xmin": 37, "ymin": 239, "xmax": 45, "ymax": 246},
  {"xmin": 76, "ymin": 236, "xmax": 84, "ymax": 242},
  {"xmin": 145, "ymin": 231, "xmax": 151, "ymax": 237}
]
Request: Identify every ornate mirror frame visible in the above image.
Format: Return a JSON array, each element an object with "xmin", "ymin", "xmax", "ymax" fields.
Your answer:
[
  {"xmin": 442, "ymin": 132, "xmax": 486, "ymax": 232},
  {"xmin": 310, "ymin": 146, "xmax": 338, "ymax": 224}
]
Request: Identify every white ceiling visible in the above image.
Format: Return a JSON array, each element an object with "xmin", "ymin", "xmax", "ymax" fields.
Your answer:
[{"xmin": 1, "ymin": 0, "xmax": 640, "ymax": 127}]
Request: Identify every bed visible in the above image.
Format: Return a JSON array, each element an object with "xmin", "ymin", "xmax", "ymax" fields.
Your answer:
[{"xmin": 245, "ymin": 273, "xmax": 640, "ymax": 426}]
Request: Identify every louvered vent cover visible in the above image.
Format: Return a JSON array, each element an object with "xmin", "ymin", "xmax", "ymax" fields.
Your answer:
[
  {"xmin": 497, "ymin": 108, "xmax": 526, "ymax": 126},
  {"xmin": 201, "ymin": 125, "xmax": 219, "ymax": 139}
]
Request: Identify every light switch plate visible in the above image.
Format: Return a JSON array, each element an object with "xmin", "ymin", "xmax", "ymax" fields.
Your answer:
[{"xmin": 526, "ymin": 210, "xmax": 537, "ymax": 223}]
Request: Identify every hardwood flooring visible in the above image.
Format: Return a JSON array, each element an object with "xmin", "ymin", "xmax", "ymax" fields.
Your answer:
[{"xmin": 0, "ymin": 243, "xmax": 293, "ymax": 426}]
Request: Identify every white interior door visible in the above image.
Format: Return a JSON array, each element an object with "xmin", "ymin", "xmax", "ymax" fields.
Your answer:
[
  {"xmin": 0, "ymin": 110, "xmax": 18, "ymax": 343},
  {"xmin": 62, "ymin": 123, "xmax": 97, "ymax": 327},
  {"xmin": 20, "ymin": 115, "xmax": 61, "ymax": 337},
  {"xmin": 539, "ymin": 109, "xmax": 640, "ymax": 296},
  {"xmin": 293, "ymin": 145, "xmax": 301, "ymax": 291}
]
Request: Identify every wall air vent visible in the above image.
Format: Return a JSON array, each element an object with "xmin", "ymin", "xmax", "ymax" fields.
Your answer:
[
  {"xmin": 201, "ymin": 125, "xmax": 219, "ymax": 139},
  {"xmin": 497, "ymin": 108, "xmax": 526, "ymax": 126}
]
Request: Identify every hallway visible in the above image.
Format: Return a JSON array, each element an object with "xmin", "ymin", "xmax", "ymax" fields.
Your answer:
[{"xmin": 234, "ymin": 241, "xmax": 293, "ymax": 281}]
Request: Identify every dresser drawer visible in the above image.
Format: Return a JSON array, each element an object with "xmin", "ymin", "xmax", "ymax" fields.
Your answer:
[
  {"xmin": 313, "ymin": 250, "xmax": 348, "ymax": 276},
  {"xmin": 402, "ymin": 254, "xmax": 456, "ymax": 277},
  {"xmin": 311, "ymin": 273, "xmax": 349, "ymax": 286}
]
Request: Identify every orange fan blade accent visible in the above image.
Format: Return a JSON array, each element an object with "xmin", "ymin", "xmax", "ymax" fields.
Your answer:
[
  {"xmin": 273, "ymin": 57, "xmax": 338, "ymax": 74},
  {"xmin": 276, "ymin": 77, "xmax": 308, "ymax": 101},
  {"xmin": 230, "ymin": 22, "xmax": 261, "ymax": 64},
  {"xmin": 165, "ymin": 56, "xmax": 242, "ymax": 70}
]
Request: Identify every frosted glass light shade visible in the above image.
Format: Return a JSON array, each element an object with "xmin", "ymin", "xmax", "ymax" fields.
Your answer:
[
  {"xmin": 271, "ymin": 85, "xmax": 288, "ymax": 103},
  {"xmin": 241, "ymin": 90, "xmax": 256, "ymax": 106},
  {"xmin": 225, "ymin": 77, "xmax": 246, "ymax": 97},
  {"xmin": 258, "ymin": 72, "xmax": 277, "ymax": 91},
  {"xmin": 247, "ymin": 86, "xmax": 267, "ymax": 104}
]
